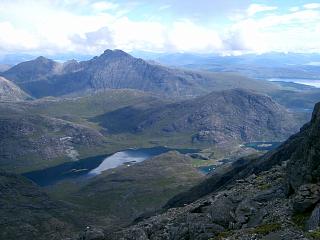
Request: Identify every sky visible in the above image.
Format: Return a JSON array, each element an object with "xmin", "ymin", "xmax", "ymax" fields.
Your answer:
[{"xmin": 0, "ymin": 0, "xmax": 320, "ymax": 56}]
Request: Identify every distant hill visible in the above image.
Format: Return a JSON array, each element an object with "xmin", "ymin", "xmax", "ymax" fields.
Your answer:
[
  {"xmin": 152, "ymin": 52, "xmax": 320, "ymax": 80},
  {"xmin": 95, "ymin": 88, "xmax": 300, "ymax": 146},
  {"xmin": 0, "ymin": 77, "xmax": 30, "ymax": 101},
  {"xmin": 1, "ymin": 49, "xmax": 279, "ymax": 98}
]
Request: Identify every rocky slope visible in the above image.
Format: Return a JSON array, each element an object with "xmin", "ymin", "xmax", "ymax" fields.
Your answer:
[
  {"xmin": 104, "ymin": 102, "xmax": 320, "ymax": 240},
  {"xmin": 96, "ymin": 88, "xmax": 300, "ymax": 146},
  {"xmin": 0, "ymin": 171, "xmax": 78, "ymax": 240},
  {"xmin": 0, "ymin": 104, "xmax": 107, "ymax": 173},
  {"xmin": 0, "ymin": 76, "xmax": 30, "ymax": 101},
  {"xmin": 1, "ymin": 50, "xmax": 278, "ymax": 98}
]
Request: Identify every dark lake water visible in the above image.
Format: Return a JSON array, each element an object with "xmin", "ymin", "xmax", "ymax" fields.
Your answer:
[
  {"xmin": 198, "ymin": 165, "xmax": 216, "ymax": 174},
  {"xmin": 243, "ymin": 141, "xmax": 282, "ymax": 151},
  {"xmin": 198, "ymin": 142, "xmax": 282, "ymax": 175},
  {"xmin": 23, "ymin": 147, "xmax": 198, "ymax": 186}
]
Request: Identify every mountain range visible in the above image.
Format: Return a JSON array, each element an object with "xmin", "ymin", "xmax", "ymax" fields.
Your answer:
[
  {"xmin": 1, "ymin": 50, "xmax": 279, "ymax": 98},
  {"xmin": 133, "ymin": 51, "xmax": 320, "ymax": 80}
]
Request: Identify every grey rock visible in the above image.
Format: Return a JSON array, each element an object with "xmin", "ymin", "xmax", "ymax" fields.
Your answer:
[
  {"xmin": 78, "ymin": 227, "xmax": 105, "ymax": 240},
  {"xmin": 208, "ymin": 195, "xmax": 235, "ymax": 228},
  {"xmin": 292, "ymin": 184, "xmax": 320, "ymax": 213},
  {"xmin": 306, "ymin": 204, "xmax": 320, "ymax": 231},
  {"xmin": 0, "ymin": 76, "xmax": 30, "ymax": 101}
]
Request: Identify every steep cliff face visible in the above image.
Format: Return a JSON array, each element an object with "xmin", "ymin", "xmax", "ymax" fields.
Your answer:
[{"xmin": 286, "ymin": 102, "xmax": 320, "ymax": 191}]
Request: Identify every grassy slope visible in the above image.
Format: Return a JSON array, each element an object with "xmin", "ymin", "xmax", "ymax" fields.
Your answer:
[
  {"xmin": 48, "ymin": 151, "xmax": 205, "ymax": 230},
  {"xmin": 0, "ymin": 172, "xmax": 80, "ymax": 240}
]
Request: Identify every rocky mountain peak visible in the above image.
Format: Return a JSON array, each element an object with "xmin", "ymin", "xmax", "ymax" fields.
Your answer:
[
  {"xmin": 100, "ymin": 49, "xmax": 132, "ymax": 60},
  {"xmin": 33, "ymin": 56, "xmax": 56, "ymax": 65}
]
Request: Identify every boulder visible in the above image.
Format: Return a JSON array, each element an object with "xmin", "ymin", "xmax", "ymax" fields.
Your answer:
[{"xmin": 292, "ymin": 184, "xmax": 320, "ymax": 213}]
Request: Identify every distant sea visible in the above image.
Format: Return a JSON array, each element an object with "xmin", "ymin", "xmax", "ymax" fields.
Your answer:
[{"xmin": 268, "ymin": 78, "xmax": 320, "ymax": 88}]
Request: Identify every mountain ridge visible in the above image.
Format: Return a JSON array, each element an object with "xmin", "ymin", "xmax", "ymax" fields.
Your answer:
[
  {"xmin": 1, "ymin": 49, "xmax": 279, "ymax": 98},
  {"xmin": 96, "ymin": 88, "xmax": 300, "ymax": 146}
]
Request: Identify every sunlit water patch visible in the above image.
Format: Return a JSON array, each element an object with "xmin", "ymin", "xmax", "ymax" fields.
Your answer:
[
  {"xmin": 268, "ymin": 78, "xmax": 320, "ymax": 88},
  {"xmin": 23, "ymin": 147, "xmax": 198, "ymax": 186}
]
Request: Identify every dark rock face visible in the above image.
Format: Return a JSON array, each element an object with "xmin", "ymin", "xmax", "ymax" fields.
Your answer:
[
  {"xmin": 286, "ymin": 103, "xmax": 320, "ymax": 192},
  {"xmin": 0, "ymin": 172, "xmax": 77, "ymax": 240},
  {"xmin": 292, "ymin": 184, "xmax": 320, "ymax": 213}
]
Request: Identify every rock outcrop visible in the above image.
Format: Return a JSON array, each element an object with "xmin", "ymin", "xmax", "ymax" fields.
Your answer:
[{"xmin": 0, "ymin": 76, "xmax": 30, "ymax": 101}]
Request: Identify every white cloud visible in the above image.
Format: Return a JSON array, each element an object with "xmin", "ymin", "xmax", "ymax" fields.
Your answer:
[
  {"xmin": 112, "ymin": 17, "xmax": 167, "ymax": 51},
  {"xmin": 159, "ymin": 4, "xmax": 171, "ymax": 11},
  {"xmin": 289, "ymin": 6, "xmax": 300, "ymax": 12},
  {"xmin": 168, "ymin": 20, "xmax": 223, "ymax": 52},
  {"xmin": 91, "ymin": 1, "xmax": 118, "ymax": 12},
  {"xmin": 224, "ymin": 8, "xmax": 320, "ymax": 54},
  {"xmin": 247, "ymin": 4, "xmax": 278, "ymax": 16},
  {"xmin": 304, "ymin": 3, "xmax": 320, "ymax": 9},
  {"xmin": 0, "ymin": 1, "xmax": 320, "ymax": 56},
  {"xmin": 0, "ymin": 22, "xmax": 39, "ymax": 51}
]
